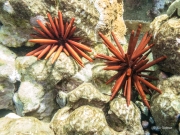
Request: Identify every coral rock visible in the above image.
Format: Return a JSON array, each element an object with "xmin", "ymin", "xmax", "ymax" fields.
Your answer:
[
  {"xmin": 0, "ymin": 116, "xmax": 54, "ymax": 135},
  {"xmin": 50, "ymin": 105, "xmax": 133, "ymax": 135},
  {"xmin": 0, "ymin": 0, "xmax": 126, "ymax": 47},
  {"xmin": 150, "ymin": 15, "xmax": 180, "ymax": 74},
  {"xmin": 13, "ymin": 80, "xmax": 58, "ymax": 122},
  {"xmin": 0, "ymin": 45, "xmax": 19, "ymax": 83},
  {"xmin": 66, "ymin": 83, "xmax": 110, "ymax": 109},
  {"xmin": 109, "ymin": 97, "xmax": 144, "ymax": 134},
  {"xmin": 14, "ymin": 53, "xmax": 78, "ymax": 121},
  {"xmin": 0, "ymin": 80, "xmax": 15, "ymax": 110},
  {"xmin": 151, "ymin": 75, "xmax": 180, "ymax": 135}
]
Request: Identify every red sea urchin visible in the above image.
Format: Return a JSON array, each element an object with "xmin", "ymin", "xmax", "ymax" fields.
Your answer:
[
  {"xmin": 95, "ymin": 24, "xmax": 167, "ymax": 109},
  {"xmin": 26, "ymin": 11, "xmax": 93, "ymax": 67}
]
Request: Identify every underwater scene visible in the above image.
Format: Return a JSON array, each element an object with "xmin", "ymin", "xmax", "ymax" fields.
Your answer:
[{"xmin": 0, "ymin": 0, "xmax": 180, "ymax": 135}]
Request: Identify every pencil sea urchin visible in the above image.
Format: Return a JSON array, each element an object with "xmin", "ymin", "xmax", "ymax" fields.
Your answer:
[
  {"xmin": 95, "ymin": 24, "xmax": 167, "ymax": 109},
  {"xmin": 26, "ymin": 11, "xmax": 93, "ymax": 67}
]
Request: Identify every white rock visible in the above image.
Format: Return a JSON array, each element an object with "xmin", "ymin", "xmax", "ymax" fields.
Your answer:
[
  {"xmin": 14, "ymin": 80, "xmax": 58, "ymax": 122},
  {"xmin": 5, "ymin": 113, "xmax": 21, "ymax": 119},
  {"xmin": 0, "ymin": 45, "xmax": 20, "ymax": 83}
]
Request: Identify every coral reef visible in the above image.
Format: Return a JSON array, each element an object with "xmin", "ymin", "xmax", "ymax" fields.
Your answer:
[{"xmin": 0, "ymin": 0, "xmax": 172, "ymax": 134}]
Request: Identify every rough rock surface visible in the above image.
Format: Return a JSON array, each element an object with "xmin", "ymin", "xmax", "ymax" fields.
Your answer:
[
  {"xmin": 150, "ymin": 15, "xmax": 180, "ymax": 74},
  {"xmin": 66, "ymin": 83, "xmax": 110, "ymax": 108},
  {"xmin": 108, "ymin": 97, "xmax": 144, "ymax": 134},
  {"xmin": 151, "ymin": 75, "xmax": 180, "ymax": 135},
  {"xmin": 56, "ymin": 82, "xmax": 110, "ymax": 109},
  {"xmin": 0, "ymin": 80, "xmax": 15, "ymax": 110},
  {"xmin": 93, "ymin": 0, "xmax": 126, "ymax": 44},
  {"xmin": 50, "ymin": 105, "xmax": 134, "ymax": 135},
  {"xmin": 0, "ymin": 0, "xmax": 56, "ymax": 47},
  {"xmin": 92, "ymin": 63, "xmax": 117, "ymax": 95},
  {"xmin": 0, "ymin": 45, "xmax": 19, "ymax": 83},
  {"xmin": 54, "ymin": 83, "xmax": 144, "ymax": 135},
  {"xmin": 16, "ymin": 53, "xmax": 78, "ymax": 87},
  {"xmin": 0, "ymin": 114, "xmax": 54, "ymax": 135},
  {"xmin": 13, "ymin": 80, "xmax": 58, "ymax": 122},
  {"xmin": 14, "ymin": 53, "xmax": 78, "ymax": 121},
  {"xmin": 73, "ymin": 63, "xmax": 93, "ymax": 82},
  {"xmin": 0, "ymin": 45, "xmax": 19, "ymax": 110},
  {"xmin": 0, "ymin": 0, "xmax": 126, "ymax": 47}
]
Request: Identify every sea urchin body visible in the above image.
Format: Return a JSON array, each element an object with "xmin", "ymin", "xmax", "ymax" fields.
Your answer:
[
  {"xmin": 26, "ymin": 11, "xmax": 93, "ymax": 67},
  {"xmin": 95, "ymin": 24, "xmax": 167, "ymax": 109}
]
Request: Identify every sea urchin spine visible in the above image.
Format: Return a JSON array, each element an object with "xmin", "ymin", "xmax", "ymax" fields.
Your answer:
[
  {"xmin": 26, "ymin": 11, "xmax": 93, "ymax": 67},
  {"xmin": 95, "ymin": 24, "xmax": 167, "ymax": 109}
]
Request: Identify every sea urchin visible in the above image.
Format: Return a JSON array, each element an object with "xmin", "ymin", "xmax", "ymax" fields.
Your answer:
[
  {"xmin": 26, "ymin": 11, "xmax": 93, "ymax": 67},
  {"xmin": 95, "ymin": 24, "xmax": 167, "ymax": 109}
]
